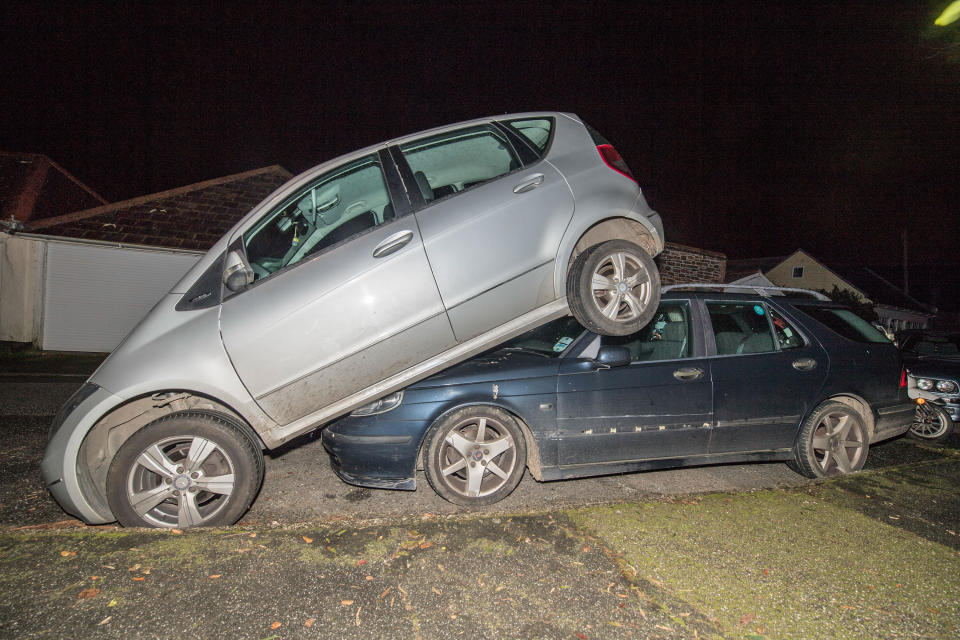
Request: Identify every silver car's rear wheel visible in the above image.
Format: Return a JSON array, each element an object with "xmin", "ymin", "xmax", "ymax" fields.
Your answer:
[
  {"xmin": 567, "ymin": 239, "xmax": 660, "ymax": 336},
  {"xmin": 792, "ymin": 402, "xmax": 869, "ymax": 478},
  {"xmin": 106, "ymin": 411, "xmax": 264, "ymax": 528},
  {"xmin": 423, "ymin": 406, "xmax": 527, "ymax": 506},
  {"xmin": 908, "ymin": 402, "xmax": 953, "ymax": 443}
]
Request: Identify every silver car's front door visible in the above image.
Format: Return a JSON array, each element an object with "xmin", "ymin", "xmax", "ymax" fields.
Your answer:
[
  {"xmin": 219, "ymin": 153, "xmax": 454, "ymax": 426},
  {"xmin": 397, "ymin": 125, "xmax": 575, "ymax": 342}
]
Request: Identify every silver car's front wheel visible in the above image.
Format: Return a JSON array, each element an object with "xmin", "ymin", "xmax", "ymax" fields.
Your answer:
[
  {"xmin": 567, "ymin": 239, "xmax": 661, "ymax": 336},
  {"xmin": 106, "ymin": 411, "xmax": 264, "ymax": 528},
  {"xmin": 423, "ymin": 406, "xmax": 527, "ymax": 506}
]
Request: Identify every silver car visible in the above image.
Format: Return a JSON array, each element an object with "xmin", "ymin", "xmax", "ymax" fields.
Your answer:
[{"xmin": 42, "ymin": 112, "xmax": 665, "ymax": 528}]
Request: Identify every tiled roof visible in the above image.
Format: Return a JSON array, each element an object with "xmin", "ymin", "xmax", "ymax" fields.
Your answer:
[
  {"xmin": 1, "ymin": 152, "xmax": 107, "ymax": 223},
  {"xmin": 29, "ymin": 166, "xmax": 291, "ymax": 251}
]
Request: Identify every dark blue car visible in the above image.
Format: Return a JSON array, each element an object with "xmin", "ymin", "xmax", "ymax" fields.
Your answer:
[{"xmin": 322, "ymin": 288, "xmax": 913, "ymax": 505}]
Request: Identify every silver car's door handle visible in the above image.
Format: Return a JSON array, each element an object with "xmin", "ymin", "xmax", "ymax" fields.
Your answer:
[
  {"xmin": 792, "ymin": 357, "xmax": 818, "ymax": 371},
  {"xmin": 372, "ymin": 230, "xmax": 414, "ymax": 258},
  {"xmin": 512, "ymin": 174, "xmax": 545, "ymax": 194},
  {"xmin": 673, "ymin": 367, "xmax": 704, "ymax": 381}
]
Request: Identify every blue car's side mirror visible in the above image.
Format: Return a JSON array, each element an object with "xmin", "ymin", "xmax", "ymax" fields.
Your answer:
[{"xmin": 594, "ymin": 345, "xmax": 632, "ymax": 368}]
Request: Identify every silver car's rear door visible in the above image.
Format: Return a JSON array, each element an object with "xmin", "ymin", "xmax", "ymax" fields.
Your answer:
[
  {"xmin": 219, "ymin": 151, "xmax": 454, "ymax": 426},
  {"xmin": 396, "ymin": 123, "xmax": 575, "ymax": 342}
]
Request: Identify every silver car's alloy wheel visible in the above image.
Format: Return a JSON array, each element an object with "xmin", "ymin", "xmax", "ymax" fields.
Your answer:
[
  {"xmin": 590, "ymin": 251, "xmax": 653, "ymax": 323},
  {"xmin": 908, "ymin": 403, "xmax": 952, "ymax": 443},
  {"xmin": 106, "ymin": 411, "xmax": 264, "ymax": 529},
  {"xmin": 567, "ymin": 239, "xmax": 661, "ymax": 337},
  {"xmin": 125, "ymin": 435, "xmax": 236, "ymax": 528},
  {"xmin": 424, "ymin": 406, "xmax": 527, "ymax": 506}
]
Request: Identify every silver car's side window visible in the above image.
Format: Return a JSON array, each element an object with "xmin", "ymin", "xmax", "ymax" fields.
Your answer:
[
  {"xmin": 243, "ymin": 154, "xmax": 392, "ymax": 280},
  {"xmin": 398, "ymin": 125, "xmax": 521, "ymax": 205}
]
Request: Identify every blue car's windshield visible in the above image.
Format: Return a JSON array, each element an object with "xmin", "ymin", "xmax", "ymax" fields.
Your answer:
[{"xmin": 503, "ymin": 316, "xmax": 585, "ymax": 357}]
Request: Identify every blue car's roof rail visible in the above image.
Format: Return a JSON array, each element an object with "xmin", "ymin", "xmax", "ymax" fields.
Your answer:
[{"xmin": 661, "ymin": 283, "xmax": 831, "ymax": 301}]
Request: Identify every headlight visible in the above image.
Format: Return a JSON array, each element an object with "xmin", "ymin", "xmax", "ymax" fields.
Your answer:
[
  {"xmin": 350, "ymin": 391, "xmax": 403, "ymax": 416},
  {"xmin": 916, "ymin": 378, "xmax": 934, "ymax": 391},
  {"xmin": 936, "ymin": 380, "xmax": 958, "ymax": 394}
]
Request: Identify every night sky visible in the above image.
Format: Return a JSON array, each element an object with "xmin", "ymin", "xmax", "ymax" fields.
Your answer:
[{"xmin": 3, "ymin": 2, "xmax": 958, "ymax": 276}]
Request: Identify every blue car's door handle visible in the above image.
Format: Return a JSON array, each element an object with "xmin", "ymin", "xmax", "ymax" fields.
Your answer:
[
  {"xmin": 673, "ymin": 367, "xmax": 704, "ymax": 381},
  {"xmin": 792, "ymin": 357, "xmax": 818, "ymax": 371},
  {"xmin": 373, "ymin": 230, "xmax": 414, "ymax": 258}
]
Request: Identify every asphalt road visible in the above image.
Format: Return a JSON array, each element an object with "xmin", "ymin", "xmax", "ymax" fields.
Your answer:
[{"xmin": 1, "ymin": 375, "xmax": 951, "ymax": 528}]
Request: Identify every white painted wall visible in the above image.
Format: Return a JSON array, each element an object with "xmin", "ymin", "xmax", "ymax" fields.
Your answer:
[{"xmin": 40, "ymin": 240, "xmax": 202, "ymax": 352}]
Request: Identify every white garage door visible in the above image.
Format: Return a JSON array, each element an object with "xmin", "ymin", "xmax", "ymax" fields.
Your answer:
[{"xmin": 42, "ymin": 241, "xmax": 202, "ymax": 352}]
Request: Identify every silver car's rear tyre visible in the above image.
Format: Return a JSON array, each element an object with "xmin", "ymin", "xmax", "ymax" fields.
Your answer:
[
  {"xmin": 791, "ymin": 402, "xmax": 869, "ymax": 478},
  {"xmin": 567, "ymin": 239, "xmax": 660, "ymax": 337},
  {"xmin": 908, "ymin": 402, "xmax": 953, "ymax": 443},
  {"xmin": 106, "ymin": 411, "xmax": 264, "ymax": 528},
  {"xmin": 423, "ymin": 406, "xmax": 527, "ymax": 506}
]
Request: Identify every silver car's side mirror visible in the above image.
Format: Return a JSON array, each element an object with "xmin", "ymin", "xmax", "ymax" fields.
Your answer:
[{"xmin": 223, "ymin": 250, "xmax": 255, "ymax": 292}]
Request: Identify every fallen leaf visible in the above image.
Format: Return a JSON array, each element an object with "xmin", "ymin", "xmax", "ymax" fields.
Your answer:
[
  {"xmin": 302, "ymin": 536, "xmax": 313, "ymax": 544},
  {"xmin": 365, "ymin": 575, "xmax": 373, "ymax": 581},
  {"xmin": 108, "ymin": 599, "xmax": 117, "ymax": 607},
  {"xmin": 928, "ymin": 607, "xmax": 940, "ymax": 614},
  {"xmin": 577, "ymin": 633, "xmax": 587, "ymax": 639},
  {"xmin": 356, "ymin": 559, "xmax": 367, "ymax": 566},
  {"xmin": 583, "ymin": 546, "xmax": 590, "ymax": 552},
  {"xmin": 738, "ymin": 613, "xmax": 755, "ymax": 627},
  {"xmin": 356, "ymin": 606, "xmax": 361, "ymax": 626},
  {"xmin": 128, "ymin": 563, "xmax": 141, "ymax": 572},
  {"xmin": 437, "ymin": 563, "xmax": 445, "ymax": 571},
  {"xmin": 432, "ymin": 587, "xmax": 441, "ymax": 595},
  {"xmin": 170, "ymin": 529, "xmax": 183, "ymax": 534},
  {"xmin": 91, "ymin": 575, "xmax": 99, "ymax": 581},
  {"xmin": 305, "ymin": 618, "xmax": 314, "ymax": 628},
  {"xmin": 249, "ymin": 533, "xmax": 257, "ymax": 538},
  {"xmin": 132, "ymin": 577, "xmax": 145, "ymax": 582},
  {"xmin": 78, "ymin": 588, "xmax": 99, "ymax": 599},
  {"xmin": 209, "ymin": 574, "xmax": 222, "ymax": 579},
  {"xmin": 341, "ymin": 600, "xmax": 354, "ymax": 606},
  {"xmin": 379, "ymin": 587, "xmax": 391, "ymax": 599},
  {"xmin": 419, "ymin": 541, "xmax": 432, "ymax": 550},
  {"xmin": 98, "ymin": 616, "xmax": 112, "ymax": 625},
  {"xmin": 270, "ymin": 621, "xmax": 281, "ymax": 630},
  {"xmin": 60, "ymin": 550, "xmax": 76, "ymax": 557}
]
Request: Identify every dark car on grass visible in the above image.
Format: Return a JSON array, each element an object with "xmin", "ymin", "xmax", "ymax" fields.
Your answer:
[
  {"xmin": 323, "ymin": 286, "xmax": 914, "ymax": 504},
  {"xmin": 899, "ymin": 331, "xmax": 960, "ymax": 443}
]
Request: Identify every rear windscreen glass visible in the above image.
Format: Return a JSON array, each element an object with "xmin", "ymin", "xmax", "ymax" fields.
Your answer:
[{"xmin": 795, "ymin": 306, "xmax": 890, "ymax": 344}]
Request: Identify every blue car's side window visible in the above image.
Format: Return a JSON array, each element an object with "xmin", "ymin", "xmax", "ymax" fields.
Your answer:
[
  {"xmin": 708, "ymin": 302, "xmax": 777, "ymax": 355},
  {"xmin": 602, "ymin": 301, "xmax": 692, "ymax": 362}
]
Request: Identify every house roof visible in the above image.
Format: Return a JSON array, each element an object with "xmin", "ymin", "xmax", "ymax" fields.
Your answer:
[
  {"xmin": 834, "ymin": 265, "xmax": 932, "ymax": 315},
  {"xmin": 29, "ymin": 166, "xmax": 292, "ymax": 251},
  {"xmin": 730, "ymin": 249, "xmax": 931, "ymax": 314},
  {"xmin": 724, "ymin": 256, "xmax": 786, "ymax": 283},
  {"xmin": 1, "ymin": 152, "xmax": 108, "ymax": 224}
]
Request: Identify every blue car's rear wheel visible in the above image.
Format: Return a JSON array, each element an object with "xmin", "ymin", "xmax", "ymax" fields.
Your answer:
[{"xmin": 423, "ymin": 406, "xmax": 527, "ymax": 506}]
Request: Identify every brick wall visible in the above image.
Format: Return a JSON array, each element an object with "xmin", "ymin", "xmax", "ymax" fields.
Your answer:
[{"xmin": 655, "ymin": 242, "xmax": 726, "ymax": 285}]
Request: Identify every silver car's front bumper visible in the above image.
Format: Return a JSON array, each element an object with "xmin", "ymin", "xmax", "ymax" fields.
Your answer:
[{"xmin": 41, "ymin": 383, "xmax": 122, "ymax": 524}]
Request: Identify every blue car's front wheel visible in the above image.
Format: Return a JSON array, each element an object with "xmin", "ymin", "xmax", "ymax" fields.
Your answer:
[{"xmin": 423, "ymin": 406, "xmax": 527, "ymax": 506}]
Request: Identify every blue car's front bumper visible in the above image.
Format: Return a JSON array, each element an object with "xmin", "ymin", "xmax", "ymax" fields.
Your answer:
[{"xmin": 321, "ymin": 419, "xmax": 425, "ymax": 490}]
